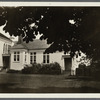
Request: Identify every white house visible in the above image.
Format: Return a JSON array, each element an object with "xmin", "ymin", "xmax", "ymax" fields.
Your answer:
[
  {"xmin": 0, "ymin": 33, "xmax": 12, "ymax": 70},
  {"xmin": 10, "ymin": 37, "xmax": 84, "ymax": 75}
]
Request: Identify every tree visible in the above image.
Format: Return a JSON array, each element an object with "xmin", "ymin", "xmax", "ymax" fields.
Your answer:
[{"xmin": 0, "ymin": 7, "xmax": 100, "ymax": 64}]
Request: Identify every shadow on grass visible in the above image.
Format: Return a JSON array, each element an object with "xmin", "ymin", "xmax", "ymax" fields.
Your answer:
[
  {"xmin": 0, "ymin": 86, "xmax": 100, "ymax": 93},
  {"xmin": 0, "ymin": 83, "xmax": 15, "ymax": 88}
]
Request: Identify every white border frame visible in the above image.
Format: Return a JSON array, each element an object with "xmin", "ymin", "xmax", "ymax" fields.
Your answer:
[
  {"xmin": 0, "ymin": 93, "xmax": 100, "ymax": 98},
  {"xmin": 0, "ymin": 2, "xmax": 100, "ymax": 98},
  {"xmin": 0, "ymin": 2, "xmax": 100, "ymax": 6}
]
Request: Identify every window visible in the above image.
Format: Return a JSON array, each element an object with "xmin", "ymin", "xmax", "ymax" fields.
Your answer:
[
  {"xmin": 25, "ymin": 52, "xmax": 27, "ymax": 62},
  {"xmin": 43, "ymin": 53, "xmax": 50, "ymax": 63},
  {"xmin": 30, "ymin": 52, "xmax": 36, "ymax": 64},
  {"xmin": 3, "ymin": 44, "xmax": 5, "ymax": 54},
  {"xmin": 30, "ymin": 52, "xmax": 33, "ymax": 64},
  {"xmin": 47, "ymin": 54, "xmax": 49, "ymax": 63},
  {"xmin": 43, "ymin": 54, "xmax": 46, "ymax": 63},
  {"xmin": 6, "ymin": 44, "xmax": 8, "ymax": 53},
  {"xmin": 8, "ymin": 45, "xmax": 11, "ymax": 53},
  {"xmin": 14, "ymin": 52, "xmax": 20, "ymax": 62},
  {"xmin": 34, "ymin": 52, "xmax": 36, "ymax": 63},
  {"xmin": 3, "ymin": 44, "xmax": 9, "ymax": 54}
]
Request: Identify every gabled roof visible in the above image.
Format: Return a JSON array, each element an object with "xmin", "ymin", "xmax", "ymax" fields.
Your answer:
[
  {"xmin": 11, "ymin": 39, "xmax": 50, "ymax": 50},
  {"xmin": 24, "ymin": 39, "xmax": 49, "ymax": 50},
  {"xmin": 0, "ymin": 33, "xmax": 12, "ymax": 42},
  {"xmin": 11, "ymin": 43, "xmax": 27, "ymax": 49}
]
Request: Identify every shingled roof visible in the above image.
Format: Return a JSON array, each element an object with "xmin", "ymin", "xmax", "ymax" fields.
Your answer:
[
  {"xmin": 0, "ymin": 33, "xmax": 12, "ymax": 42},
  {"xmin": 11, "ymin": 39, "xmax": 50, "ymax": 50}
]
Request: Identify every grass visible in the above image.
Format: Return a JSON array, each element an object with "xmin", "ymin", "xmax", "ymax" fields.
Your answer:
[{"xmin": 0, "ymin": 73, "xmax": 100, "ymax": 93}]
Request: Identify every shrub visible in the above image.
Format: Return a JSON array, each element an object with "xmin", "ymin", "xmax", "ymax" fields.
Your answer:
[
  {"xmin": 39, "ymin": 62, "xmax": 61, "ymax": 75},
  {"xmin": 76, "ymin": 62, "xmax": 100, "ymax": 80},
  {"xmin": 79, "ymin": 63, "xmax": 86, "ymax": 69},
  {"xmin": 88, "ymin": 65, "xmax": 100, "ymax": 80},
  {"xmin": 32, "ymin": 63, "xmax": 42, "ymax": 74},
  {"xmin": 7, "ymin": 69, "xmax": 20, "ymax": 73},
  {"xmin": 76, "ymin": 63, "xmax": 91, "ymax": 76},
  {"xmin": 21, "ymin": 62, "xmax": 61, "ymax": 75},
  {"xmin": 76, "ymin": 68, "xmax": 84, "ymax": 76},
  {"xmin": 22, "ymin": 63, "xmax": 41, "ymax": 74}
]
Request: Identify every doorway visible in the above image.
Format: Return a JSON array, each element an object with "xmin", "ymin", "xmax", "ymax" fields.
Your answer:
[
  {"xmin": 64, "ymin": 58, "xmax": 72, "ymax": 71},
  {"xmin": 3, "ymin": 56, "xmax": 10, "ymax": 69}
]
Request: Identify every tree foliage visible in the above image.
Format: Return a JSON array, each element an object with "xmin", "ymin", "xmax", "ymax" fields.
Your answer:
[{"xmin": 0, "ymin": 7, "xmax": 100, "ymax": 62}]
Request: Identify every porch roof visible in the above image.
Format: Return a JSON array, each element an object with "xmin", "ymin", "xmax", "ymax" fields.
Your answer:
[
  {"xmin": 2, "ymin": 54, "xmax": 10, "ymax": 56},
  {"xmin": 62, "ymin": 55, "xmax": 71, "ymax": 58}
]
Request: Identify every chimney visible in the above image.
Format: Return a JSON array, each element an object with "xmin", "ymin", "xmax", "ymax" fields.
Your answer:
[{"xmin": 17, "ymin": 35, "xmax": 23, "ymax": 44}]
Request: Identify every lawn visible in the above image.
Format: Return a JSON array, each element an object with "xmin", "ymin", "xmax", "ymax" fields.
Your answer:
[{"xmin": 0, "ymin": 73, "xmax": 100, "ymax": 93}]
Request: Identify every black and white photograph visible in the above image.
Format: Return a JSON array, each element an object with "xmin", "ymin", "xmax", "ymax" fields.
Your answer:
[{"xmin": 0, "ymin": 2, "xmax": 100, "ymax": 94}]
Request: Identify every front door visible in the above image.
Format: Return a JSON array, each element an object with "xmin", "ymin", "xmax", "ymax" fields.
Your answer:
[
  {"xmin": 64, "ymin": 58, "xmax": 71, "ymax": 71},
  {"xmin": 3, "ymin": 56, "xmax": 10, "ymax": 69}
]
